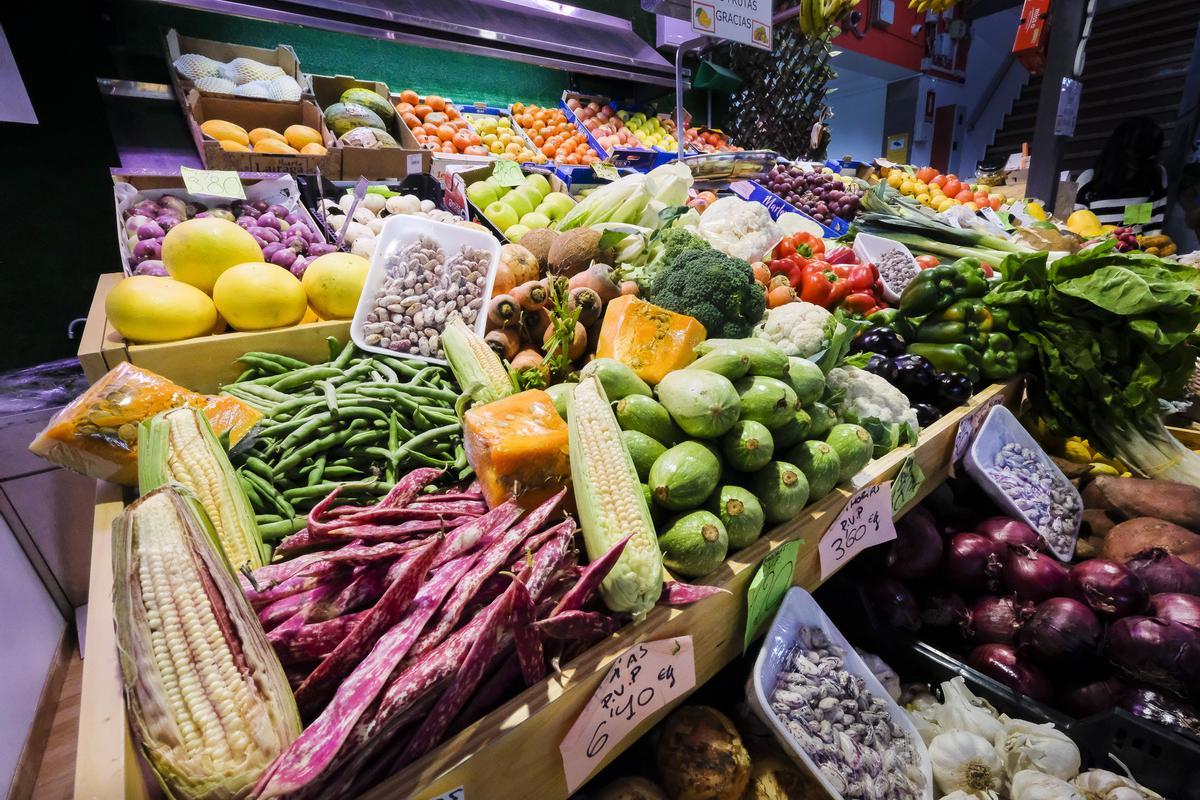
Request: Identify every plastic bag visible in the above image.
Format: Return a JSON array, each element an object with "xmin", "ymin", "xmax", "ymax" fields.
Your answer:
[{"xmin": 28, "ymin": 362, "xmax": 261, "ymax": 485}]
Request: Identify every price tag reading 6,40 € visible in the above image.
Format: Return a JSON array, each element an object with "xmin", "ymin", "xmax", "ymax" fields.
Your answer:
[
  {"xmin": 818, "ymin": 483, "xmax": 898, "ymax": 580},
  {"xmin": 560, "ymin": 637, "xmax": 696, "ymax": 792}
]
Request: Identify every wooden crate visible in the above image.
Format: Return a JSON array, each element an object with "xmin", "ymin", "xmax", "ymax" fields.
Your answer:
[
  {"xmin": 74, "ymin": 380, "xmax": 1022, "ymax": 799},
  {"xmin": 76, "ymin": 273, "xmax": 350, "ymax": 393}
]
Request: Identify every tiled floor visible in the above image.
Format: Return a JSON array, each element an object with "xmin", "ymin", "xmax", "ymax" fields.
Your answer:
[{"xmin": 30, "ymin": 654, "xmax": 81, "ymax": 800}]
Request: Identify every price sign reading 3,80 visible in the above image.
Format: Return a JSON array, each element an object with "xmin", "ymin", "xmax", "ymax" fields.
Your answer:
[
  {"xmin": 560, "ymin": 636, "xmax": 696, "ymax": 792},
  {"xmin": 818, "ymin": 482, "xmax": 898, "ymax": 579}
]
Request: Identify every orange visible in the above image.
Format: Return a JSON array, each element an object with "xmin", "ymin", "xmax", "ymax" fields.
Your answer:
[
  {"xmin": 401, "ymin": 112, "xmax": 422, "ymax": 129},
  {"xmin": 249, "ymin": 127, "xmax": 286, "ymax": 145},
  {"xmin": 422, "ymin": 122, "xmax": 440, "ymax": 136},
  {"xmin": 445, "ymin": 106, "xmax": 460, "ymax": 120},
  {"xmin": 398, "ymin": 89, "xmax": 419, "ymax": 106},
  {"xmin": 219, "ymin": 139, "xmax": 249, "ymax": 152},
  {"xmin": 451, "ymin": 130, "xmax": 473, "ymax": 151},
  {"xmin": 426, "ymin": 95, "xmax": 446, "ymax": 112},
  {"xmin": 254, "ymin": 139, "xmax": 300, "ymax": 155},
  {"xmin": 436, "ymin": 124, "xmax": 456, "ymax": 142},
  {"xmin": 413, "ymin": 104, "xmax": 433, "ymax": 120},
  {"xmin": 284, "ymin": 124, "xmax": 322, "ymax": 149},
  {"xmin": 300, "ymin": 142, "xmax": 328, "ymax": 155}
]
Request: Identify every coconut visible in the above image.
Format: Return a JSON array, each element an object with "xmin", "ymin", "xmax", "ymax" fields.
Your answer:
[
  {"xmin": 519, "ymin": 227, "xmax": 559, "ymax": 272},
  {"xmin": 547, "ymin": 226, "xmax": 601, "ymax": 276}
]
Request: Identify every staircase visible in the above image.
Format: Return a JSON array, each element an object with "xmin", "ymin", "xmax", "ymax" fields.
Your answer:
[{"xmin": 982, "ymin": 0, "xmax": 1198, "ymax": 175}]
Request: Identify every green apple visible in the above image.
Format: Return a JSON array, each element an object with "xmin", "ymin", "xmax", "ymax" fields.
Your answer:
[
  {"xmin": 501, "ymin": 190, "xmax": 534, "ymax": 218},
  {"xmin": 523, "ymin": 173, "xmax": 552, "ymax": 198},
  {"xmin": 484, "ymin": 176, "xmax": 511, "ymax": 197},
  {"xmin": 466, "ymin": 180, "xmax": 500, "ymax": 209},
  {"xmin": 513, "ymin": 184, "xmax": 542, "ymax": 208},
  {"xmin": 539, "ymin": 191, "xmax": 576, "ymax": 220},
  {"xmin": 484, "ymin": 201, "xmax": 519, "ymax": 232},
  {"xmin": 519, "ymin": 211, "xmax": 551, "ymax": 230},
  {"xmin": 504, "ymin": 223, "xmax": 531, "ymax": 242}
]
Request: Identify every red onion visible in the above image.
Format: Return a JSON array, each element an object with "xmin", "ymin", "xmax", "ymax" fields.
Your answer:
[
  {"xmin": 1068, "ymin": 559, "xmax": 1147, "ymax": 617},
  {"xmin": 1121, "ymin": 684, "xmax": 1200, "ymax": 737},
  {"xmin": 1002, "ymin": 546, "xmax": 1068, "ymax": 601},
  {"xmin": 1106, "ymin": 616, "xmax": 1200, "ymax": 697},
  {"xmin": 945, "ymin": 533, "xmax": 1002, "ymax": 591},
  {"xmin": 886, "ymin": 512, "xmax": 942, "ymax": 580},
  {"xmin": 967, "ymin": 596, "xmax": 1033, "ymax": 644},
  {"xmin": 967, "ymin": 643, "xmax": 1054, "ymax": 701},
  {"xmin": 976, "ymin": 516, "xmax": 1045, "ymax": 552},
  {"xmin": 1061, "ymin": 676, "xmax": 1124, "ymax": 717},
  {"xmin": 916, "ymin": 590, "xmax": 969, "ymax": 630},
  {"xmin": 1148, "ymin": 593, "xmax": 1200, "ymax": 630},
  {"xmin": 869, "ymin": 577, "xmax": 921, "ymax": 632},
  {"xmin": 1019, "ymin": 596, "xmax": 1102, "ymax": 663},
  {"xmin": 1126, "ymin": 548, "xmax": 1200, "ymax": 595}
]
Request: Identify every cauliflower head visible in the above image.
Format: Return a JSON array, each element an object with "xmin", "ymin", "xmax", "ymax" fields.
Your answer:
[
  {"xmin": 753, "ymin": 302, "xmax": 835, "ymax": 357},
  {"xmin": 826, "ymin": 366, "xmax": 919, "ymax": 432},
  {"xmin": 696, "ymin": 196, "xmax": 782, "ymax": 262}
]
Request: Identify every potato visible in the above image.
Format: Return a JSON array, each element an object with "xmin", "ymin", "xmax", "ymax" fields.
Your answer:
[
  {"xmin": 655, "ymin": 706, "xmax": 750, "ymax": 800},
  {"xmin": 1082, "ymin": 475, "xmax": 1200, "ymax": 531},
  {"xmin": 1101, "ymin": 517, "xmax": 1200, "ymax": 566},
  {"xmin": 1080, "ymin": 508, "xmax": 1118, "ymax": 540}
]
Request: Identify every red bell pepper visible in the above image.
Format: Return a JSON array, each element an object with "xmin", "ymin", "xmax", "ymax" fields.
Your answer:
[
  {"xmin": 799, "ymin": 263, "xmax": 837, "ymax": 306},
  {"xmin": 793, "ymin": 231, "xmax": 825, "ymax": 256},
  {"xmin": 824, "ymin": 245, "xmax": 857, "ymax": 265},
  {"xmin": 845, "ymin": 263, "xmax": 877, "ymax": 293},
  {"xmin": 841, "ymin": 292, "xmax": 879, "ymax": 315}
]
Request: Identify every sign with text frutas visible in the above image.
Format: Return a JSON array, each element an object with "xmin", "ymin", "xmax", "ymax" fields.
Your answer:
[{"xmin": 691, "ymin": 0, "xmax": 773, "ymax": 51}]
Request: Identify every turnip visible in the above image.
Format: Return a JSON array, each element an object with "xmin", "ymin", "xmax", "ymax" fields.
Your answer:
[
  {"xmin": 136, "ymin": 220, "xmax": 165, "ymax": 240},
  {"xmin": 159, "ymin": 195, "xmax": 187, "ymax": 217},
  {"xmin": 132, "ymin": 238, "xmax": 161, "ymax": 263},
  {"xmin": 236, "ymin": 215, "xmax": 257, "ymax": 229},
  {"xmin": 257, "ymin": 211, "xmax": 282, "ymax": 231},
  {"xmin": 132, "ymin": 200, "xmax": 160, "ymax": 218},
  {"xmin": 155, "ymin": 214, "xmax": 181, "ymax": 231},
  {"xmin": 251, "ymin": 199, "xmax": 270, "ymax": 213},
  {"xmin": 133, "ymin": 260, "xmax": 167, "ymax": 276},
  {"xmin": 308, "ymin": 242, "xmax": 337, "ymax": 257},
  {"xmin": 288, "ymin": 222, "xmax": 311, "ymax": 240},
  {"xmin": 289, "ymin": 256, "xmax": 308, "ymax": 278},
  {"xmin": 262, "ymin": 242, "xmax": 285, "ymax": 260},
  {"xmin": 284, "ymin": 212, "xmax": 304, "ymax": 226},
  {"xmin": 253, "ymin": 226, "xmax": 282, "ymax": 243},
  {"xmin": 124, "ymin": 214, "xmax": 150, "ymax": 235},
  {"xmin": 268, "ymin": 203, "xmax": 290, "ymax": 218}
]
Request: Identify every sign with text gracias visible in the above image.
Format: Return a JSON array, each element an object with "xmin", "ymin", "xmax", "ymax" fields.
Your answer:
[{"xmin": 691, "ymin": 0, "xmax": 773, "ymax": 51}]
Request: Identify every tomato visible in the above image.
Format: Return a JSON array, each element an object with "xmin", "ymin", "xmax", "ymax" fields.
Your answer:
[
  {"xmin": 915, "ymin": 255, "xmax": 940, "ymax": 269},
  {"xmin": 954, "ymin": 190, "xmax": 974, "ymax": 203},
  {"xmin": 942, "ymin": 179, "xmax": 962, "ymax": 198},
  {"xmin": 989, "ymin": 197, "xmax": 1004, "ymax": 211},
  {"xmin": 916, "ymin": 166, "xmax": 938, "ymax": 184},
  {"xmin": 980, "ymin": 262, "xmax": 995, "ymax": 278},
  {"xmin": 930, "ymin": 175, "xmax": 947, "ymax": 188}
]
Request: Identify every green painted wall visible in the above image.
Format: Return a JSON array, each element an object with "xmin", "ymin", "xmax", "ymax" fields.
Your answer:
[{"xmin": 106, "ymin": 0, "xmax": 668, "ymax": 108}]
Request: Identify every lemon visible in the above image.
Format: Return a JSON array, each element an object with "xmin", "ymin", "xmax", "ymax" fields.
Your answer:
[
  {"xmin": 964, "ymin": 201, "xmax": 979, "ymax": 212},
  {"xmin": 302, "ymin": 253, "xmax": 370, "ymax": 319},
  {"xmin": 213, "ymin": 263, "xmax": 307, "ymax": 330},
  {"xmin": 937, "ymin": 198, "xmax": 956, "ymax": 212},
  {"xmin": 916, "ymin": 193, "xmax": 931, "ymax": 205},
  {"xmin": 887, "ymin": 172, "xmax": 903, "ymax": 188}
]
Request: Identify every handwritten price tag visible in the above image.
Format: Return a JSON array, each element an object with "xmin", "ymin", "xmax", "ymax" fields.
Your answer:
[
  {"xmin": 491, "ymin": 159, "xmax": 525, "ymax": 187},
  {"xmin": 818, "ymin": 483, "xmax": 898, "ymax": 579},
  {"xmin": 950, "ymin": 394, "xmax": 1006, "ymax": 475},
  {"xmin": 424, "ymin": 788, "xmax": 464, "ymax": 800},
  {"xmin": 180, "ymin": 166, "xmax": 246, "ymax": 200},
  {"xmin": 1123, "ymin": 202, "xmax": 1152, "ymax": 226},
  {"xmin": 592, "ymin": 160, "xmax": 620, "ymax": 182},
  {"xmin": 744, "ymin": 539, "xmax": 801, "ymax": 651},
  {"xmin": 560, "ymin": 637, "xmax": 696, "ymax": 792},
  {"xmin": 891, "ymin": 453, "xmax": 925, "ymax": 514}
]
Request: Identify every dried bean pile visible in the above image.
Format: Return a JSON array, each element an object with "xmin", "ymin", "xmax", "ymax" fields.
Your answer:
[
  {"xmin": 876, "ymin": 248, "xmax": 918, "ymax": 296},
  {"xmin": 768, "ymin": 627, "xmax": 926, "ymax": 799},
  {"xmin": 361, "ymin": 235, "xmax": 490, "ymax": 359},
  {"xmin": 984, "ymin": 442, "xmax": 1081, "ymax": 555}
]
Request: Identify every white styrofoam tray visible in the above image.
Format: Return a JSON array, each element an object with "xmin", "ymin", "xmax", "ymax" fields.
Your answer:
[
  {"xmin": 350, "ymin": 214, "xmax": 500, "ymax": 366},
  {"xmin": 747, "ymin": 587, "xmax": 934, "ymax": 800},
  {"xmin": 852, "ymin": 231, "xmax": 919, "ymax": 303},
  {"xmin": 963, "ymin": 404, "xmax": 1082, "ymax": 561}
]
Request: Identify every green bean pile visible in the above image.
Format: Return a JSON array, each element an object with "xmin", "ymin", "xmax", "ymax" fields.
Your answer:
[{"xmin": 221, "ymin": 339, "xmax": 468, "ymax": 535}]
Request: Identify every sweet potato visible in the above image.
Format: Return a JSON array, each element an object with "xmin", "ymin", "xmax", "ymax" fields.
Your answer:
[
  {"xmin": 1102, "ymin": 517, "xmax": 1200, "ymax": 567},
  {"xmin": 1080, "ymin": 508, "xmax": 1118, "ymax": 540},
  {"xmin": 1083, "ymin": 475, "xmax": 1200, "ymax": 531}
]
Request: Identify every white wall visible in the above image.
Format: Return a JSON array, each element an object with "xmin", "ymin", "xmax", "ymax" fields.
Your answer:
[
  {"xmin": 826, "ymin": 81, "xmax": 888, "ymax": 162},
  {"xmin": 0, "ymin": 513, "xmax": 66, "ymax": 793}
]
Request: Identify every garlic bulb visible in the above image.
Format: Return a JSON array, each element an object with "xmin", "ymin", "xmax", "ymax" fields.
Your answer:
[
  {"xmin": 910, "ymin": 705, "xmax": 943, "ymax": 745},
  {"xmin": 935, "ymin": 678, "xmax": 1004, "ymax": 742},
  {"xmin": 929, "ymin": 731, "xmax": 1004, "ymax": 796},
  {"xmin": 1074, "ymin": 769, "xmax": 1162, "ymax": 800},
  {"xmin": 1011, "ymin": 769, "xmax": 1085, "ymax": 800},
  {"xmin": 939, "ymin": 792, "xmax": 999, "ymax": 800},
  {"xmin": 995, "ymin": 717, "xmax": 1080, "ymax": 780}
]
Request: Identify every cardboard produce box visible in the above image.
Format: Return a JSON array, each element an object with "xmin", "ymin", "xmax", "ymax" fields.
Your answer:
[
  {"xmin": 309, "ymin": 75, "xmax": 430, "ymax": 180},
  {"xmin": 164, "ymin": 28, "xmax": 308, "ymax": 104},
  {"xmin": 187, "ymin": 92, "xmax": 341, "ymax": 177},
  {"xmin": 440, "ymin": 162, "xmax": 570, "ymax": 241}
]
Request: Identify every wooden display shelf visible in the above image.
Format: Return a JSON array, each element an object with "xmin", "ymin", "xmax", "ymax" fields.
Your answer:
[
  {"xmin": 74, "ymin": 380, "xmax": 1022, "ymax": 800},
  {"xmin": 77, "ymin": 273, "xmax": 350, "ymax": 394}
]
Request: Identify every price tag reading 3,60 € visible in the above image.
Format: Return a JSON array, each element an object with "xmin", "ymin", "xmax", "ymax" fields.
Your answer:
[
  {"xmin": 818, "ymin": 483, "xmax": 897, "ymax": 579},
  {"xmin": 560, "ymin": 637, "xmax": 696, "ymax": 792}
]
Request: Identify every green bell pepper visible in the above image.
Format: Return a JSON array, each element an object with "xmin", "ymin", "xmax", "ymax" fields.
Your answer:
[
  {"xmin": 907, "ymin": 342, "xmax": 982, "ymax": 383},
  {"xmin": 915, "ymin": 299, "xmax": 994, "ymax": 349},
  {"xmin": 897, "ymin": 258, "xmax": 989, "ymax": 316},
  {"xmin": 867, "ymin": 307, "xmax": 915, "ymax": 342},
  {"xmin": 981, "ymin": 332, "xmax": 1020, "ymax": 381}
]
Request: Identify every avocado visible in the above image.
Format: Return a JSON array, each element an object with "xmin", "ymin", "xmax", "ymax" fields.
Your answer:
[
  {"xmin": 826, "ymin": 423, "xmax": 873, "ymax": 481},
  {"xmin": 649, "ymin": 441, "xmax": 721, "ymax": 511},
  {"xmin": 658, "ymin": 510, "xmax": 728, "ymax": 578},
  {"xmin": 786, "ymin": 440, "xmax": 842, "ymax": 501},
  {"xmin": 721, "ymin": 420, "xmax": 774, "ymax": 472},
  {"xmin": 709, "ymin": 485, "xmax": 765, "ymax": 550}
]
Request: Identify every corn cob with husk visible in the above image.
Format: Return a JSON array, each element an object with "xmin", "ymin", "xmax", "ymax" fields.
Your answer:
[
  {"xmin": 567, "ymin": 376, "xmax": 663, "ymax": 619},
  {"xmin": 113, "ymin": 486, "xmax": 300, "ymax": 799},
  {"xmin": 140, "ymin": 407, "xmax": 268, "ymax": 571},
  {"xmin": 442, "ymin": 315, "xmax": 515, "ymax": 408}
]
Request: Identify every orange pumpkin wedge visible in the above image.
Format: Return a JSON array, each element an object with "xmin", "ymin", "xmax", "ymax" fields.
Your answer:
[{"xmin": 595, "ymin": 295, "xmax": 706, "ymax": 385}]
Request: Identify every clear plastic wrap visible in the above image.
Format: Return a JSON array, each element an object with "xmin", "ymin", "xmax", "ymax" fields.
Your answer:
[{"xmin": 28, "ymin": 362, "xmax": 261, "ymax": 485}]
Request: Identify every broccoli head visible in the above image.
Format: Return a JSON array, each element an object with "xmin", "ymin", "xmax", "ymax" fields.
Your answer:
[
  {"xmin": 620, "ymin": 226, "xmax": 711, "ymax": 289},
  {"xmin": 647, "ymin": 248, "xmax": 766, "ymax": 338}
]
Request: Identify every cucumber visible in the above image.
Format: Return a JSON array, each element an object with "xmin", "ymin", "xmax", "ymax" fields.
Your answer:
[
  {"xmin": 686, "ymin": 348, "xmax": 752, "ymax": 380},
  {"xmin": 721, "ymin": 420, "xmax": 774, "ymax": 472},
  {"xmin": 623, "ymin": 430, "xmax": 667, "ymax": 481},
  {"xmin": 806, "ymin": 401, "xmax": 838, "ymax": 438},
  {"xmin": 579, "ymin": 358, "xmax": 651, "ymax": 400},
  {"xmin": 735, "ymin": 376, "xmax": 798, "ymax": 430},
  {"xmin": 786, "ymin": 440, "xmax": 842, "ymax": 501},
  {"xmin": 709, "ymin": 485, "xmax": 765, "ymax": 550},
  {"xmin": 826, "ymin": 423, "xmax": 873, "ymax": 481},
  {"xmin": 615, "ymin": 394, "xmax": 681, "ymax": 445},
  {"xmin": 649, "ymin": 441, "xmax": 721, "ymax": 511},
  {"xmin": 771, "ymin": 409, "xmax": 812, "ymax": 451},
  {"xmin": 658, "ymin": 510, "xmax": 728, "ymax": 578},
  {"xmin": 750, "ymin": 461, "xmax": 810, "ymax": 523}
]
